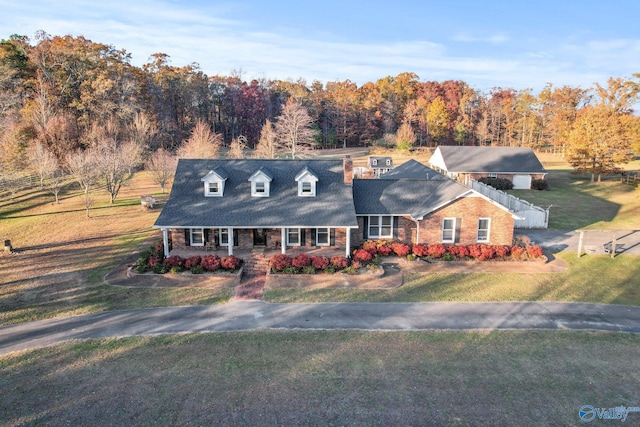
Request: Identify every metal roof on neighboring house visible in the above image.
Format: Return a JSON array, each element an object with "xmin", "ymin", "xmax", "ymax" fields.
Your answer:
[{"xmin": 430, "ymin": 146, "xmax": 546, "ymax": 173}]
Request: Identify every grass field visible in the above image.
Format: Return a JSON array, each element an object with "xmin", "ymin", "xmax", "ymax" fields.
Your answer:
[
  {"xmin": 1, "ymin": 331, "xmax": 638, "ymax": 426},
  {"xmin": 264, "ymin": 252, "xmax": 640, "ymax": 305}
]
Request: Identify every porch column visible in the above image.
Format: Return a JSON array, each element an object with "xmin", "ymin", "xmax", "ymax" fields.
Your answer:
[
  {"xmin": 345, "ymin": 227, "xmax": 351, "ymax": 258},
  {"xmin": 281, "ymin": 228, "xmax": 286, "ymax": 254},
  {"xmin": 162, "ymin": 228, "xmax": 170, "ymax": 257},
  {"xmin": 227, "ymin": 227, "xmax": 233, "ymax": 256}
]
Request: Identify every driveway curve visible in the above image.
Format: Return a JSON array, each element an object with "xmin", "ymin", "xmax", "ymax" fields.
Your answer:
[{"xmin": 1, "ymin": 301, "xmax": 640, "ymax": 355}]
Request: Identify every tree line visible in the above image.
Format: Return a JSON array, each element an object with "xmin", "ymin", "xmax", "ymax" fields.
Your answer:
[{"xmin": 1, "ymin": 32, "xmax": 639, "ymax": 197}]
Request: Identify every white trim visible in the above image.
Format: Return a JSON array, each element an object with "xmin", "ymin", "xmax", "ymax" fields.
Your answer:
[
  {"xmin": 205, "ymin": 181, "xmax": 222, "ymax": 196},
  {"xmin": 316, "ymin": 227, "xmax": 330, "ymax": 246},
  {"xmin": 286, "ymin": 228, "xmax": 301, "ymax": 246},
  {"xmin": 368, "ymin": 215, "xmax": 393, "ymax": 239},
  {"xmin": 219, "ymin": 228, "xmax": 229, "ymax": 246},
  {"xmin": 477, "ymin": 218, "xmax": 491, "ymax": 243},
  {"xmin": 190, "ymin": 228, "xmax": 205, "ymax": 246},
  {"xmin": 442, "ymin": 218, "xmax": 456, "ymax": 243}
]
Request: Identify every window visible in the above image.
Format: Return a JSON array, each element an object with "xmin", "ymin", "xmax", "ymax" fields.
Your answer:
[
  {"xmin": 477, "ymin": 218, "xmax": 490, "ymax": 242},
  {"xmin": 386, "ymin": 159, "xmax": 391, "ymax": 166},
  {"xmin": 287, "ymin": 228, "xmax": 301, "ymax": 246},
  {"xmin": 219, "ymin": 228, "xmax": 229, "ymax": 246},
  {"xmin": 301, "ymin": 182, "xmax": 312, "ymax": 194},
  {"xmin": 442, "ymin": 218, "xmax": 456, "ymax": 243},
  {"xmin": 487, "ymin": 173, "xmax": 498, "ymax": 178},
  {"xmin": 316, "ymin": 228, "xmax": 330, "ymax": 246},
  {"xmin": 372, "ymin": 159, "xmax": 378, "ymax": 166},
  {"xmin": 190, "ymin": 228, "xmax": 204, "ymax": 246},
  {"xmin": 368, "ymin": 216, "xmax": 393, "ymax": 238},
  {"xmin": 255, "ymin": 182, "xmax": 265, "ymax": 193},
  {"xmin": 207, "ymin": 182, "xmax": 219, "ymax": 195}
]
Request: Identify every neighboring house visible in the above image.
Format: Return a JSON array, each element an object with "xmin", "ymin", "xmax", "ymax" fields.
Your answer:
[
  {"xmin": 428, "ymin": 146, "xmax": 547, "ymax": 189},
  {"xmin": 154, "ymin": 156, "xmax": 521, "ymax": 257},
  {"xmin": 153, "ymin": 158, "xmax": 359, "ymax": 257},
  {"xmin": 368, "ymin": 156, "xmax": 394, "ymax": 177}
]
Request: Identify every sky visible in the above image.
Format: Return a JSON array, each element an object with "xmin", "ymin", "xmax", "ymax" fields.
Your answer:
[{"xmin": 1, "ymin": 0, "xmax": 639, "ymax": 92}]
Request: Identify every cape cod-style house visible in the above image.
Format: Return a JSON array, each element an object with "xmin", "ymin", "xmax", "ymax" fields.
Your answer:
[{"xmin": 153, "ymin": 156, "xmax": 521, "ymax": 257}]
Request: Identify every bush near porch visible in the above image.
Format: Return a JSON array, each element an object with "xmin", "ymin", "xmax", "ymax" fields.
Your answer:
[
  {"xmin": 269, "ymin": 254, "xmax": 374, "ymax": 275},
  {"xmin": 134, "ymin": 241, "xmax": 243, "ymax": 274}
]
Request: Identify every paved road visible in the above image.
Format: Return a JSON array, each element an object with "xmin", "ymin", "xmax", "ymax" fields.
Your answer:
[
  {"xmin": 2, "ymin": 301, "xmax": 639, "ymax": 355},
  {"xmin": 519, "ymin": 229, "xmax": 640, "ymax": 254}
]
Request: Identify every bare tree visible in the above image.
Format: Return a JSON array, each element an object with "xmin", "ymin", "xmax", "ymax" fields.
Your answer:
[
  {"xmin": 177, "ymin": 119, "xmax": 222, "ymax": 158},
  {"xmin": 274, "ymin": 98, "xmax": 317, "ymax": 159},
  {"xmin": 146, "ymin": 148, "xmax": 177, "ymax": 193},
  {"xmin": 28, "ymin": 142, "xmax": 58, "ymax": 188},
  {"xmin": 67, "ymin": 150, "xmax": 98, "ymax": 217},
  {"xmin": 227, "ymin": 135, "xmax": 247, "ymax": 159},
  {"xmin": 47, "ymin": 168, "xmax": 65, "ymax": 204},
  {"xmin": 254, "ymin": 119, "xmax": 279, "ymax": 159},
  {"xmin": 92, "ymin": 139, "xmax": 138, "ymax": 204}
]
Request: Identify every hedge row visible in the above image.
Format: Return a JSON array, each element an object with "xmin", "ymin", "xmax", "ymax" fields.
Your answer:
[
  {"xmin": 269, "ymin": 253, "xmax": 372, "ymax": 275},
  {"xmin": 134, "ymin": 244, "xmax": 243, "ymax": 274}
]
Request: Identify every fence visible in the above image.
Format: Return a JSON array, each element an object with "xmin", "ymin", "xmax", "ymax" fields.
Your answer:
[
  {"xmin": 621, "ymin": 173, "xmax": 638, "ymax": 186},
  {"xmin": 469, "ymin": 179, "xmax": 549, "ymax": 229}
]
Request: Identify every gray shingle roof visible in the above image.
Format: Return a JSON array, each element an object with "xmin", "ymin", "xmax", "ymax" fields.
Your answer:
[
  {"xmin": 432, "ymin": 146, "xmax": 546, "ymax": 173},
  {"xmin": 380, "ymin": 159, "xmax": 447, "ymax": 180},
  {"xmin": 154, "ymin": 159, "xmax": 358, "ymax": 228},
  {"xmin": 353, "ymin": 178, "xmax": 471, "ymax": 219}
]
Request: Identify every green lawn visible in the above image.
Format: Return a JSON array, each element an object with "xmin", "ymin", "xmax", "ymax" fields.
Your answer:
[
  {"xmin": 1, "ymin": 331, "xmax": 638, "ymax": 426},
  {"xmin": 264, "ymin": 252, "xmax": 640, "ymax": 305}
]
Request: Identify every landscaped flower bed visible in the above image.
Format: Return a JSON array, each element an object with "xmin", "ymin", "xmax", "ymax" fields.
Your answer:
[
  {"xmin": 132, "ymin": 241, "xmax": 243, "ymax": 275},
  {"xmin": 268, "ymin": 253, "xmax": 382, "ymax": 275},
  {"xmin": 358, "ymin": 239, "xmax": 546, "ymax": 262}
]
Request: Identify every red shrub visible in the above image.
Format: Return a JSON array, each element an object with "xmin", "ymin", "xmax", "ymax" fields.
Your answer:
[
  {"xmin": 330, "ymin": 255, "xmax": 350, "ymax": 270},
  {"xmin": 221, "ymin": 255, "xmax": 242, "ymax": 270},
  {"xmin": 467, "ymin": 244, "xmax": 482, "ymax": 259},
  {"xmin": 511, "ymin": 246, "xmax": 526, "ymax": 259},
  {"xmin": 311, "ymin": 255, "xmax": 329, "ymax": 270},
  {"xmin": 427, "ymin": 244, "xmax": 446, "ymax": 258},
  {"xmin": 362, "ymin": 240, "xmax": 379, "ymax": 255},
  {"xmin": 148, "ymin": 256, "xmax": 162, "ymax": 267},
  {"xmin": 184, "ymin": 256, "xmax": 201, "ymax": 269},
  {"xmin": 446, "ymin": 245, "xmax": 468, "ymax": 258},
  {"xmin": 478, "ymin": 245, "xmax": 496, "ymax": 261},
  {"xmin": 351, "ymin": 260, "xmax": 362, "ymax": 270},
  {"xmin": 412, "ymin": 243, "xmax": 429, "ymax": 257},
  {"xmin": 494, "ymin": 245, "xmax": 511, "ymax": 258},
  {"xmin": 353, "ymin": 249, "xmax": 373, "ymax": 263},
  {"xmin": 164, "ymin": 255, "xmax": 184, "ymax": 268},
  {"xmin": 377, "ymin": 245, "xmax": 392, "ymax": 256},
  {"xmin": 201, "ymin": 255, "xmax": 221, "ymax": 271},
  {"xmin": 291, "ymin": 253, "xmax": 311, "ymax": 268},
  {"xmin": 270, "ymin": 254, "xmax": 292, "ymax": 271},
  {"xmin": 390, "ymin": 242, "xmax": 411, "ymax": 257},
  {"xmin": 526, "ymin": 245, "xmax": 544, "ymax": 258}
]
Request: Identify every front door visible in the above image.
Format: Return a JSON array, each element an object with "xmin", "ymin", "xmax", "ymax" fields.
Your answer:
[{"xmin": 253, "ymin": 229, "xmax": 267, "ymax": 246}]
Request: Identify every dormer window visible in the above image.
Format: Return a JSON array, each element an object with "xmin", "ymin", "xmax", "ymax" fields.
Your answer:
[
  {"xmin": 201, "ymin": 167, "xmax": 228, "ymax": 197},
  {"xmin": 295, "ymin": 166, "xmax": 318, "ymax": 197},
  {"xmin": 249, "ymin": 167, "xmax": 273, "ymax": 197},
  {"xmin": 386, "ymin": 159, "xmax": 391, "ymax": 166},
  {"xmin": 372, "ymin": 159, "xmax": 378, "ymax": 166}
]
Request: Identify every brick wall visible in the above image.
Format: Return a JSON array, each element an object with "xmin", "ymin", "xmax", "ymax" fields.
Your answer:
[{"xmin": 417, "ymin": 195, "xmax": 514, "ymax": 245}]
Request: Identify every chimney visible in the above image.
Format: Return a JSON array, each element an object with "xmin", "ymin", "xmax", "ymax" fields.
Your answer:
[{"xmin": 343, "ymin": 155, "xmax": 353, "ymax": 185}]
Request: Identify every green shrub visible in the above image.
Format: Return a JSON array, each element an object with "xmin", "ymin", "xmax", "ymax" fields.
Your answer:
[
  {"xmin": 136, "ymin": 248, "xmax": 152, "ymax": 266},
  {"xmin": 344, "ymin": 266, "xmax": 358, "ymax": 275},
  {"xmin": 153, "ymin": 263, "xmax": 168, "ymax": 274},
  {"xmin": 283, "ymin": 266, "xmax": 299, "ymax": 274},
  {"xmin": 191, "ymin": 266, "xmax": 204, "ymax": 274},
  {"xmin": 169, "ymin": 266, "xmax": 184, "ymax": 274},
  {"xmin": 531, "ymin": 179, "xmax": 548, "ymax": 190},
  {"xmin": 134, "ymin": 265, "xmax": 147, "ymax": 274},
  {"xmin": 443, "ymin": 253, "xmax": 454, "ymax": 261},
  {"xmin": 478, "ymin": 177, "xmax": 513, "ymax": 190},
  {"xmin": 302, "ymin": 265, "xmax": 316, "ymax": 274},
  {"xmin": 323, "ymin": 266, "xmax": 336, "ymax": 274},
  {"xmin": 407, "ymin": 254, "xmax": 417, "ymax": 261}
]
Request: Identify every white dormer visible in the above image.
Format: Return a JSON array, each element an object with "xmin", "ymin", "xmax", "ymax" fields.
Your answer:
[
  {"xmin": 248, "ymin": 167, "xmax": 273, "ymax": 197},
  {"xmin": 295, "ymin": 166, "xmax": 319, "ymax": 197},
  {"xmin": 201, "ymin": 167, "xmax": 228, "ymax": 197}
]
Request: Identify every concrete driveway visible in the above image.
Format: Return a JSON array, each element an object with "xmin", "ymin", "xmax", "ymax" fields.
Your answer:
[
  {"xmin": 2, "ymin": 301, "xmax": 639, "ymax": 355},
  {"xmin": 518, "ymin": 229, "xmax": 640, "ymax": 255}
]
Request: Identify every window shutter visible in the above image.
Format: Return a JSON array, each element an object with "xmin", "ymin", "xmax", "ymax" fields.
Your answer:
[
  {"xmin": 455, "ymin": 218, "xmax": 462, "ymax": 244},
  {"xmin": 301, "ymin": 229, "xmax": 306, "ymax": 246},
  {"xmin": 363, "ymin": 217, "xmax": 368, "ymax": 239},
  {"xmin": 204, "ymin": 229, "xmax": 210, "ymax": 245},
  {"xmin": 393, "ymin": 216, "xmax": 399, "ymax": 239},
  {"xmin": 310, "ymin": 228, "xmax": 316, "ymax": 245},
  {"xmin": 330, "ymin": 228, "xmax": 335, "ymax": 246},
  {"xmin": 233, "ymin": 230, "xmax": 239, "ymax": 246},
  {"xmin": 213, "ymin": 229, "xmax": 219, "ymax": 246},
  {"xmin": 184, "ymin": 229, "xmax": 191, "ymax": 246}
]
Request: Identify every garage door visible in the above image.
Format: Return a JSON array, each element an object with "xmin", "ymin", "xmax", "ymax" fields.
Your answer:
[{"xmin": 512, "ymin": 175, "xmax": 532, "ymax": 189}]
